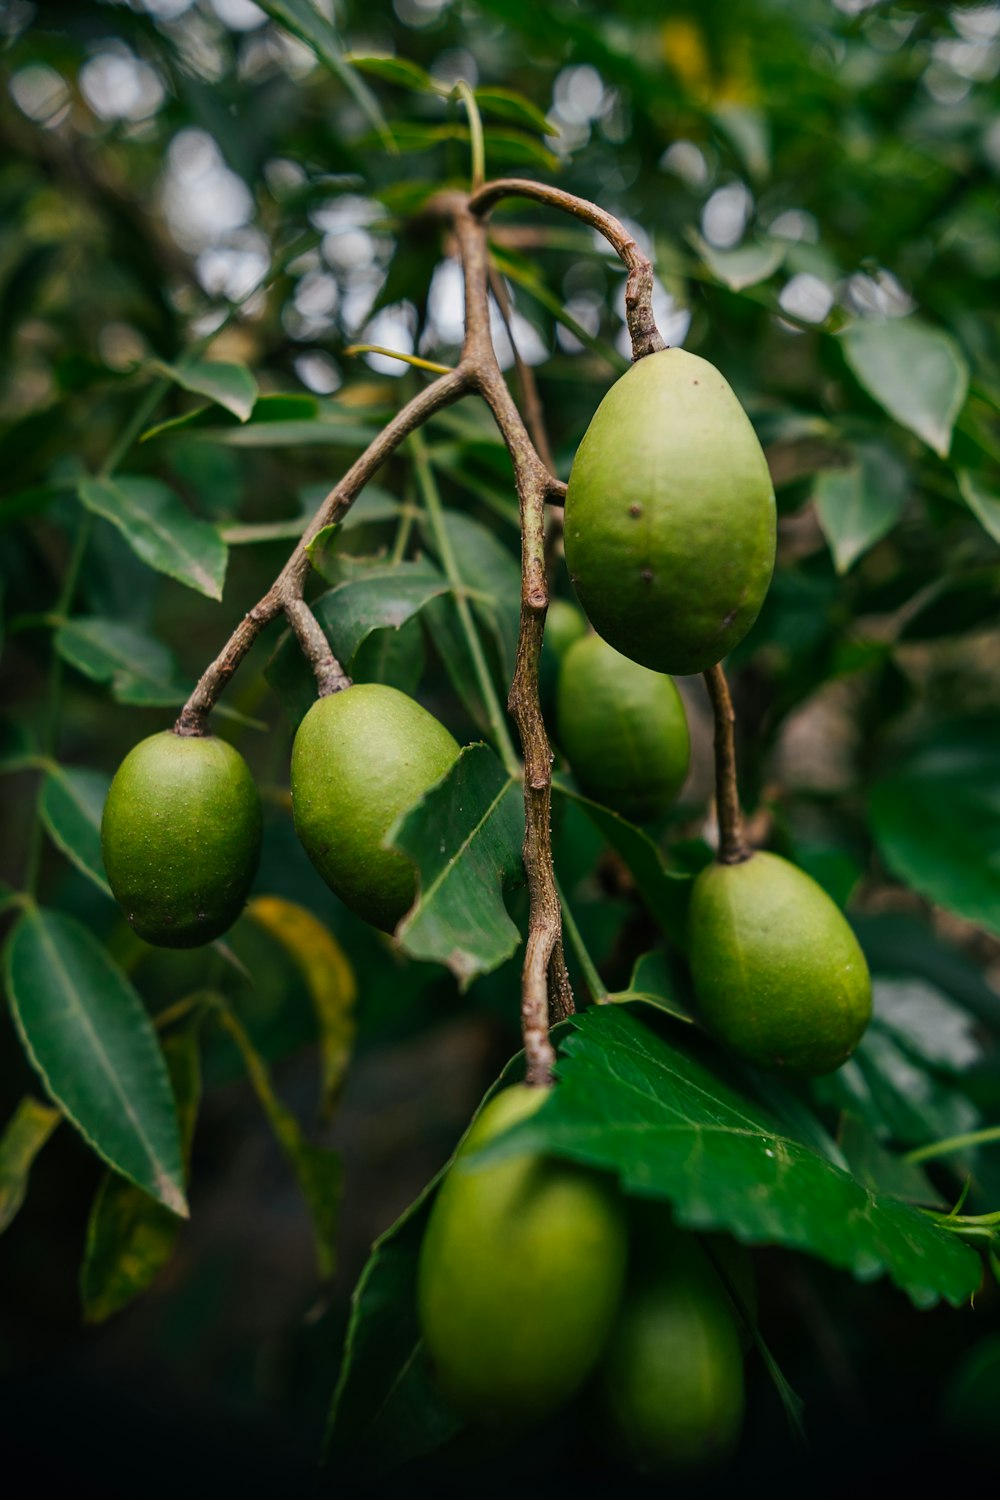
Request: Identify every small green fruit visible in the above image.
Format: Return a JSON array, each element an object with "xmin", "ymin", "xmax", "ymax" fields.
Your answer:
[
  {"xmin": 556, "ymin": 633, "xmax": 690, "ymax": 823},
  {"xmin": 687, "ymin": 850, "xmax": 872, "ymax": 1075},
  {"xmin": 564, "ymin": 347, "xmax": 776, "ymax": 675},
  {"xmin": 101, "ymin": 730, "xmax": 261, "ymax": 948},
  {"xmin": 545, "ymin": 598, "xmax": 588, "ymax": 659},
  {"xmin": 601, "ymin": 1233, "xmax": 745, "ymax": 1475},
  {"xmin": 418, "ymin": 1085, "xmax": 628, "ymax": 1427},
  {"xmin": 290, "ymin": 684, "xmax": 460, "ymax": 932}
]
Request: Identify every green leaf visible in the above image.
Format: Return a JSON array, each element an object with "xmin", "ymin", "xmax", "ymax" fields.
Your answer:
[
  {"xmin": 77, "ymin": 476, "xmax": 227, "ymax": 600},
  {"xmin": 475, "ymin": 1006, "xmax": 981, "ymax": 1309},
  {"xmin": 0, "ymin": 1095, "xmax": 61, "ymax": 1235},
  {"xmin": 309, "ymin": 559, "xmax": 451, "ymax": 653},
  {"xmin": 554, "ymin": 780, "xmax": 692, "ymax": 949},
  {"xmin": 837, "ymin": 1113, "xmax": 944, "ymax": 1208},
  {"xmin": 870, "ymin": 719, "xmax": 1000, "ymax": 939},
  {"xmin": 813, "ymin": 444, "xmax": 909, "ymax": 573},
  {"xmin": 609, "ymin": 951, "xmax": 694, "ymax": 1023},
  {"xmin": 473, "ymin": 86, "xmax": 554, "ymax": 135},
  {"xmin": 390, "ymin": 744, "xmax": 524, "ymax": 987},
  {"xmin": 957, "ymin": 469, "xmax": 1000, "ymax": 547},
  {"xmin": 689, "ymin": 232, "xmax": 785, "ymax": 291},
  {"xmin": 55, "ymin": 615, "xmax": 183, "ymax": 702},
  {"xmin": 80, "ymin": 1016, "xmax": 202, "ymax": 1322},
  {"xmin": 343, "ymin": 53, "xmax": 436, "ymax": 92},
  {"xmin": 256, "ymin": 0, "xmax": 394, "ymax": 150},
  {"xmin": 142, "ymin": 391, "xmax": 320, "ymax": 442},
  {"xmin": 5, "ymin": 908, "xmax": 187, "ymax": 1216},
  {"xmin": 214, "ymin": 998, "xmax": 341, "ymax": 1276},
  {"xmin": 156, "ymin": 357, "xmax": 258, "ymax": 422},
  {"xmin": 39, "ymin": 766, "xmax": 112, "ymax": 896},
  {"xmin": 419, "ymin": 509, "xmax": 521, "ymax": 677},
  {"xmin": 841, "ymin": 319, "xmax": 969, "ymax": 458}
]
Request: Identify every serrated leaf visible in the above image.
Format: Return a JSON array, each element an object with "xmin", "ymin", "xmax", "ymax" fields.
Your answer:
[
  {"xmin": 841, "ymin": 319, "xmax": 969, "ymax": 458},
  {"xmin": 343, "ymin": 53, "xmax": 435, "ymax": 92},
  {"xmin": 475, "ymin": 1006, "xmax": 981, "ymax": 1309},
  {"xmin": 870, "ymin": 719, "xmax": 1000, "ymax": 939},
  {"xmin": 813, "ymin": 444, "xmax": 909, "ymax": 573},
  {"xmin": 78, "ymin": 476, "xmax": 227, "ymax": 600},
  {"xmin": 554, "ymin": 781, "xmax": 692, "ymax": 949},
  {"xmin": 80, "ymin": 1016, "xmax": 202, "ymax": 1322},
  {"xmin": 5, "ymin": 908, "xmax": 187, "ymax": 1216},
  {"xmin": 257, "ymin": 0, "xmax": 393, "ymax": 150},
  {"xmin": 690, "ymin": 232, "xmax": 785, "ymax": 291},
  {"xmin": 248, "ymin": 897, "xmax": 357, "ymax": 1116},
  {"xmin": 156, "ymin": 357, "xmax": 258, "ymax": 422},
  {"xmin": 957, "ymin": 470, "xmax": 1000, "ymax": 546},
  {"xmin": 39, "ymin": 766, "xmax": 112, "ymax": 896},
  {"xmin": 55, "ymin": 615, "xmax": 186, "ymax": 704},
  {"xmin": 390, "ymin": 744, "xmax": 524, "ymax": 987},
  {"xmin": 0, "ymin": 1095, "xmax": 61, "ymax": 1235},
  {"xmin": 214, "ymin": 999, "xmax": 341, "ymax": 1276}
]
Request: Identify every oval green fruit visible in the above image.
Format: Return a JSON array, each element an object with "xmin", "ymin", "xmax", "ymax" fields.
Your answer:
[
  {"xmin": 290, "ymin": 683, "xmax": 460, "ymax": 932},
  {"xmin": 101, "ymin": 730, "xmax": 261, "ymax": 948},
  {"xmin": 545, "ymin": 598, "xmax": 588, "ymax": 660},
  {"xmin": 564, "ymin": 348, "xmax": 776, "ymax": 675},
  {"xmin": 601, "ymin": 1233, "xmax": 745, "ymax": 1475},
  {"xmin": 687, "ymin": 850, "xmax": 872, "ymax": 1075},
  {"xmin": 556, "ymin": 633, "xmax": 690, "ymax": 823},
  {"xmin": 417, "ymin": 1084, "xmax": 628, "ymax": 1427}
]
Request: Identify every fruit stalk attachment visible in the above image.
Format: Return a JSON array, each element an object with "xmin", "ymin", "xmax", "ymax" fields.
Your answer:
[{"xmin": 704, "ymin": 664, "xmax": 749, "ymax": 864}]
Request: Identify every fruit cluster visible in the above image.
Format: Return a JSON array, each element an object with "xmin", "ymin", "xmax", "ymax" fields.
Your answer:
[{"xmin": 418, "ymin": 1085, "xmax": 750, "ymax": 1474}]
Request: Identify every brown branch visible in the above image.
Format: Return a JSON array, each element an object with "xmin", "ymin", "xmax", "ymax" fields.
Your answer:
[
  {"xmin": 454, "ymin": 203, "xmax": 573, "ymax": 1083},
  {"xmin": 704, "ymin": 664, "xmax": 750, "ymax": 864},
  {"xmin": 284, "ymin": 598, "xmax": 351, "ymax": 697},
  {"xmin": 469, "ymin": 178, "xmax": 666, "ymax": 362},
  {"xmin": 174, "ymin": 368, "xmax": 468, "ymax": 735}
]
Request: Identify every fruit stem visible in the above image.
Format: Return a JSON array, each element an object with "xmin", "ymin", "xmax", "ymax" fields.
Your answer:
[
  {"xmin": 468, "ymin": 178, "xmax": 667, "ymax": 362},
  {"xmin": 283, "ymin": 597, "xmax": 352, "ymax": 698},
  {"xmin": 704, "ymin": 664, "xmax": 750, "ymax": 865}
]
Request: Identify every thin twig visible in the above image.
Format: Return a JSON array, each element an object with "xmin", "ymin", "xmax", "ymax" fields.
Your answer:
[
  {"xmin": 704, "ymin": 664, "xmax": 750, "ymax": 864},
  {"xmin": 283, "ymin": 598, "xmax": 351, "ymax": 697}
]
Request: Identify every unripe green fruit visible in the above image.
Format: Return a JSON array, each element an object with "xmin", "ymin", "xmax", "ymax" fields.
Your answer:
[
  {"xmin": 418, "ymin": 1085, "xmax": 628, "ymax": 1427},
  {"xmin": 545, "ymin": 598, "xmax": 588, "ymax": 659},
  {"xmin": 101, "ymin": 730, "xmax": 261, "ymax": 948},
  {"xmin": 290, "ymin": 684, "xmax": 460, "ymax": 932},
  {"xmin": 601, "ymin": 1235, "xmax": 745, "ymax": 1475},
  {"xmin": 556, "ymin": 633, "xmax": 690, "ymax": 823},
  {"xmin": 564, "ymin": 348, "xmax": 776, "ymax": 675},
  {"xmin": 687, "ymin": 850, "xmax": 872, "ymax": 1076}
]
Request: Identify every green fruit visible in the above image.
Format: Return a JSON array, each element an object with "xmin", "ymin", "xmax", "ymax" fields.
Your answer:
[
  {"xmin": 418, "ymin": 1085, "xmax": 628, "ymax": 1427},
  {"xmin": 101, "ymin": 730, "xmax": 261, "ymax": 949},
  {"xmin": 556, "ymin": 633, "xmax": 690, "ymax": 823},
  {"xmin": 564, "ymin": 347, "xmax": 776, "ymax": 675},
  {"xmin": 545, "ymin": 598, "xmax": 588, "ymax": 659},
  {"xmin": 290, "ymin": 684, "xmax": 460, "ymax": 932},
  {"xmin": 601, "ymin": 1233, "xmax": 745, "ymax": 1474},
  {"xmin": 687, "ymin": 850, "xmax": 872, "ymax": 1075}
]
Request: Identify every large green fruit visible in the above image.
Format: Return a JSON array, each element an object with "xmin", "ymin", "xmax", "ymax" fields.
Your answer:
[
  {"xmin": 687, "ymin": 850, "xmax": 872, "ymax": 1075},
  {"xmin": 417, "ymin": 1085, "xmax": 628, "ymax": 1427},
  {"xmin": 556, "ymin": 633, "xmax": 690, "ymax": 823},
  {"xmin": 601, "ymin": 1232, "xmax": 745, "ymax": 1474},
  {"xmin": 101, "ymin": 730, "xmax": 261, "ymax": 948},
  {"xmin": 563, "ymin": 348, "xmax": 776, "ymax": 675},
  {"xmin": 290, "ymin": 684, "xmax": 460, "ymax": 932}
]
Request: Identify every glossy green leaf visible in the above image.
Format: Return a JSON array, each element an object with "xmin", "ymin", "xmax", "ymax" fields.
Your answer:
[
  {"xmin": 390, "ymin": 744, "xmax": 524, "ymax": 987},
  {"xmin": 39, "ymin": 766, "xmax": 111, "ymax": 895},
  {"xmin": 957, "ymin": 470, "xmax": 1000, "ymax": 547},
  {"xmin": 257, "ymin": 0, "xmax": 393, "ymax": 150},
  {"xmin": 841, "ymin": 319, "xmax": 969, "ymax": 458},
  {"xmin": 5, "ymin": 908, "xmax": 187, "ymax": 1216},
  {"xmin": 420, "ymin": 509, "xmax": 521, "ymax": 676},
  {"xmin": 813, "ymin": 444, "xmax": 909, "ymax": 573},
  {"xmin": 80, "ymin": 1016, "xmax": 202, "ymax": 1322},
  {"xmin": 0, "ymin": 1095, "xmax": 61, "ymax": 1235},
  {"xmin": 690, "ymin": 233, "xmax": 785, "ymax": 291},
  {"xmin": 870, "ymin": 719, "xmax": 1000, "ymax": 937},
  {"xmin": 77, "ymin": 476, "xmax": 227, "ymax": 600},
  {"xmin": 473, "ymin": 86, "xmax": 554, "ymax": 135},
  {"xmin": 554, "ymin": 780, "xmax": 692, "ymax": 949},
  {"xmin": 214, "ymin": 999, "xmax": 341, "ymax": 1276},
  {"xmin": 609, "ymin": 950, "xmax": 693, "ymax": 1022},
  {"xmin": 142, "ymin": 392, "xmax": 320, "ymax": 442},
  {"xmin": 476, "ymin": 1006, "xmax": 981, "ymax": 1309},
  {"xmin": 343, "ymin": 53, "xmax": 435, "ymax": 92},
  {"xmin": 309, "ymin": 559, "xmax": 450, "ymax": 655},
  {"xmin": 837, "ymin": 1113, "xmax": 943, "ymax": 1208},
  {"xmin": 156, "ymin": 357, "xmax": 258, "ymax": 422}
]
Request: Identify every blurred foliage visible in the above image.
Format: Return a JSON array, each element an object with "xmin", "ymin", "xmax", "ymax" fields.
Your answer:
[{"xmin": 1, "ymin": 0, "xmax": 1000, "ymax": 1490}]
